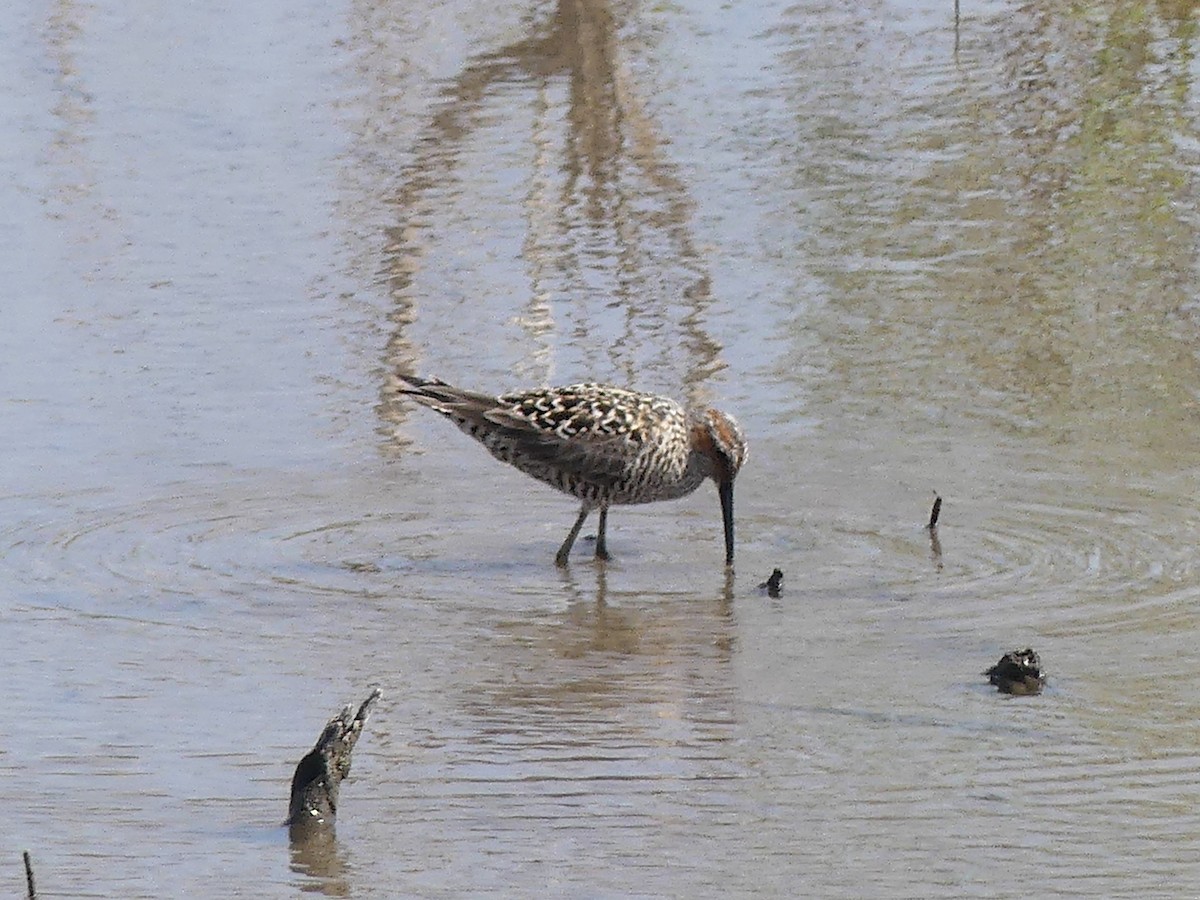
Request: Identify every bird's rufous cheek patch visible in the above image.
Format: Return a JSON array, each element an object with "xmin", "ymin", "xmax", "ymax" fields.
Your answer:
[{"xmin": 708, "ymin": 411, "xmax": 744, "ymax": 457}]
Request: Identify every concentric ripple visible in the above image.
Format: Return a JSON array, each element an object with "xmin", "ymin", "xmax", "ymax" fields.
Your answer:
[
  {"xmin": 0, "ymin": 474, "xmax": 426, "ymax": 617},
  {"xmin": 766, "ymin": 479, "xmax": 1200, "ymax": 628}
]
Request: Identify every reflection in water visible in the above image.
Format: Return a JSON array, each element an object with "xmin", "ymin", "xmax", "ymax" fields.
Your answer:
[
  {"xmin": 369, "ymin": 0, "xmax": 726, "ymax": 442},
  {"xmin": 782, "ymin": 0, "xmax": 1200, "ymax": 463},
  {"xmin": 41, "ymin": 0, "xmax": 122, "ymax": 274},
  {"xmin": 551, "ymin": 561, "xmax": 736, "ymax": 653},
  {"xmin": 761, "ymin": 6, "xmax": 1200, "ymax": 890},
  {"xmin": 289, "ymin": 828, "xmax": 350, "ymax": 897},
  {"xmin": 459, "ymin": 565, "xmax": 739, "ymax": 814},
  {"xmin": 967, "ymin": 0, "xmax": 1200, "ymax": 458},
  {"xmin": 464, "ymin": 562, "xmax": 733, "ymax": 712},
  {"xmin": 928, "ymin": 524, "xmax": 943, "ymax": 573},
  {"xmin": 13, "ymin": 0, "xmax": 1200, "ymax": 894}
]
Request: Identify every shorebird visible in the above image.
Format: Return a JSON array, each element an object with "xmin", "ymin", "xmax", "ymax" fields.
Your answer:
[{"xmin": 395, "ymin": 375, "xmax": 747, "ymax": 567}]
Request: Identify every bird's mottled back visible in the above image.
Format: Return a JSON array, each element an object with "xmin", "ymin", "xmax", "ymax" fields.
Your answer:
[{"xmin": 499, "ymin": 383, "xmax": 682, "ymax": 445}]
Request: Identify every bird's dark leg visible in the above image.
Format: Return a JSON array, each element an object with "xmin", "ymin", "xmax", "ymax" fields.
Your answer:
[
  {"xmin": 594, "ymin": 506, "xmax": 610, "ymax": 561},
  {"xmin": 556, "ymin": 504, "xmax": 591, "ymax": 567}
]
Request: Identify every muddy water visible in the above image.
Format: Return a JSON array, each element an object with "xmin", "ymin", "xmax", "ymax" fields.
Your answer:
[{"xmin": 5, "ymin": 0, "xmax": 1200, "ymax": 895}]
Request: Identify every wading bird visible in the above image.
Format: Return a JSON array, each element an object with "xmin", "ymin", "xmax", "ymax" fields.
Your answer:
[{"xmin": 395, "ymin": 375, "xmax": 747, "ymax": 567}]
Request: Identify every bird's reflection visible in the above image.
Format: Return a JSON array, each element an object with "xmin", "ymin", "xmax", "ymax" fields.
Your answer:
[
  {"xmin": 548, "ymin": 561, "xmax": 736, "ymax": 661},
  {"xmin": 554, "ymin": 561, "xmax": 643, "ymax": 657}
]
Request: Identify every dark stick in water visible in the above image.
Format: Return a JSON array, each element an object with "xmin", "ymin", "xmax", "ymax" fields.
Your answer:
[
  {"xmin": 23, "ymin": 851, "xmax": 36, "ymax": 900},
  {"xmin": 927, "ymin": 494, "xmax": 942, "ymax": 530},
  {"xmin": 288, "ymin": 687, "xmax": 382, "ymax": 839}
]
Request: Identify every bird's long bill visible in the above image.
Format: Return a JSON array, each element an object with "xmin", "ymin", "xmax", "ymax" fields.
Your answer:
[{"xmin": 719, "ymin": 479, "xmax": 735, "ymax": 567}]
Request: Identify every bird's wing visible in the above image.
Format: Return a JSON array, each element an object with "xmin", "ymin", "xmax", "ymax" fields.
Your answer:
[
  {"xmin": 397, "ymin": 377, "xmax": 668, "ymax": 491},
  {"xmin": 481, "ymin": 402, "xmax": 644, "ymax": 491}
]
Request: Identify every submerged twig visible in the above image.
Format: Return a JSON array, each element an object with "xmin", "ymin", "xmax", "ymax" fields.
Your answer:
[
  {"xmin": 927, "ymin": 494, "xmax": 942, "ymax": 530},
  {"xmin": 757, "ymin": 568, "xmax": 783, "ymax": 598},
  {"xmin": 23, "ymin": 851, "xmax": 36, "ymax": 900},
  {"xmin": 288, "ymin": 687, "xmax": 382, "ymax": 838},
  {"xmin": 926, "ymin": 494, "xmax": 944, "ymax": 570}
]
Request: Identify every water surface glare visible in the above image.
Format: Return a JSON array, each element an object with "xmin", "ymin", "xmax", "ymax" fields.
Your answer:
[{"xmin": 5, "ymin": 0, "xmax": 1200, "ymax": 895}]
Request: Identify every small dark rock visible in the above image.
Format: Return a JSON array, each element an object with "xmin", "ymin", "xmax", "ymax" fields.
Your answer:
[
  {"xmin": 758, "ymin": 568, "xmax": 783, "ymax": 598},
  {"xmin": 288, "ymin": 687, "xmax": 381, "ymax": 838},
  {"xmin": 985, "ymin": 648, "xmax": 1045, "ymax": 695}
]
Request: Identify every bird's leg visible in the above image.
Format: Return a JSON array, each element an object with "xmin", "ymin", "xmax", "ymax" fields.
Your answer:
[
  {"xmin": 556, "ymin": 504, "xmax": 591, "ymax": 567},
  {"xmin": 594, "ymin": 506, "xmax": 610, "ymax": 561}
]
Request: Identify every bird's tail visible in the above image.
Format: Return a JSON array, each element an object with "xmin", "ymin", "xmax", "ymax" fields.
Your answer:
[
  {"xmin": 392, "ymin": 373, "xmax": 497, "ymax": 418},
  {"xmin": 393, "ymin": 373, "xmax": 448, "ymax": 399}
]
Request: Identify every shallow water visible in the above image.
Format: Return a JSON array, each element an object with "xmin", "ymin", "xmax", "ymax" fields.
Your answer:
[{"xmin": 5, "ymin": 0, "xmax": 1200, "ymax": 895}]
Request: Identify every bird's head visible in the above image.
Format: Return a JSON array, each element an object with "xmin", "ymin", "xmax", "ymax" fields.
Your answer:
[{"xmin": 691, "ymin": 409, "xmax": 747, "ymax": 568}]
